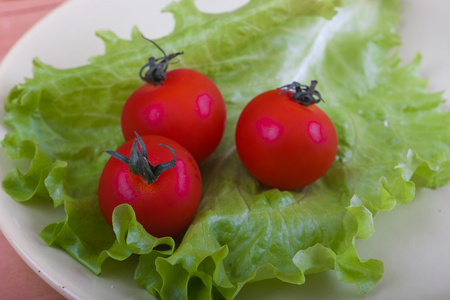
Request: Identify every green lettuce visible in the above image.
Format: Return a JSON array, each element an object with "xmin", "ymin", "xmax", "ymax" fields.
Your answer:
[{"xmin": 2, "ymin": 0, "xmax": 450, "ymax": 299}]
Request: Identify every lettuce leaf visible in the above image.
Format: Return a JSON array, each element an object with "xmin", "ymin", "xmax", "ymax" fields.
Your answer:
[{"xmin": 2, "ymin": 0, "xmax": 450, "ymax": 299}]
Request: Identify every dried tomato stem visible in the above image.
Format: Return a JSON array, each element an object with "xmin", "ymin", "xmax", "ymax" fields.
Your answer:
[
  {"xmin": 139, "ymin": 36, "xmax": 184, "ymax": 86},
  {"xmin": 278, "ymin": 80, "xmax": 324, "ymax": 106},
  {"xmin": 105, "ymin": 132, "xmax": 176, "ymax": 184}
]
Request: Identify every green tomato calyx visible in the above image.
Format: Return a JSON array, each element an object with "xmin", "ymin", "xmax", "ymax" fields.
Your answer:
[
  {"xmin": 278, "ymin": 80, "xmax": 324, "ymax": 106},
  {"xmin": 139, "ymin": 36, "xmax": 184, "ymax": 86},
  {"xmin": 105, "ymin": 132, "xmax": 177, "ymax": 184}
]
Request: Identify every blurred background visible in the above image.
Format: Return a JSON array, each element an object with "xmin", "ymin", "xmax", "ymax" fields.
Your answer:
[{"xmin": 0, "ymin": 0, "xmax": 65, "ymax": 60}]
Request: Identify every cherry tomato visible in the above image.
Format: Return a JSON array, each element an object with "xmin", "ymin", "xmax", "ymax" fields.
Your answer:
[
  {"xmin": 235, "ymin": 81, "xmax": 338, "ymax": 190},
  {"xmin": 98, "ymin": 133, "xmax": 202, "ymax": 238},
  {"xmin": 121, "ymin": 38, "xmax": 226, "ymax": 163}
]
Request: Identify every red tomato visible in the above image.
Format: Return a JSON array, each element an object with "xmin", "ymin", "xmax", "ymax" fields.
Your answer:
[
  {"xmin": 121, "ymin": 39, "xmax": 226, "ymax": 163},
  {"xmin": 98, "ymin": 134, "xmax": 202, "ymax": 238},
  {"xmin": 122, "ymin": 68, "xmax": 226, "ymax": 163},
  {"xmin": 235, "ymin": 81, "xmax": 338, "ymax": 190}
]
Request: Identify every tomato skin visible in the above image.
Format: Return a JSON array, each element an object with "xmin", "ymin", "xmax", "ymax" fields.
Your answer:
[
  {"xmin": 235, "ymin": 89, "xmax": 338, "ymax": 190},
  {"xmin": 121, "ymin": 68, "xmax": 226, "ymax": 163},
  {"xmin": 98, "ymin": 135, "xmax": 202, "ymax": 238}
]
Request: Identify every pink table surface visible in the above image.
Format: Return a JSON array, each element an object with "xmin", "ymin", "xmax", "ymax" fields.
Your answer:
[{"xmin": 0, "ymin": 1, "xmax": 67, "ymax": 299}]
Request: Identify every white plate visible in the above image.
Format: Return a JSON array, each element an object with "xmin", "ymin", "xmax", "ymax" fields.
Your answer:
[{"xmin": 1, "ymin": 0, "xmax": 449, "ymax": 299}]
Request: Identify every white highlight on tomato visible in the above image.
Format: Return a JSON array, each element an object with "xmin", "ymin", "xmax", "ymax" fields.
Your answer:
[
  {"xmin": 196, "ymin": 94, "xmax": 214, "ymax": 118},
  {"xmin": 256, "ymin": 117, "xmax": 284, "ymax": 143},
  {"xmin": 308, "ymin": 121, "xmax": 323, "ymax": 144}
]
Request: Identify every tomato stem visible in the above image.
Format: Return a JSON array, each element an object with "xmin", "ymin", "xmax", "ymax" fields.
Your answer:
[
  {"xmin": 105, "ymin": 132, "xmax": 177, "ymax": 184},
  {"xmin": 139, "ymin": 36, "xmax": 184, "ymax": 86},
  {"xmin": 278, "ymin": 80, "xmax": 324, "ymax": 106}
]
